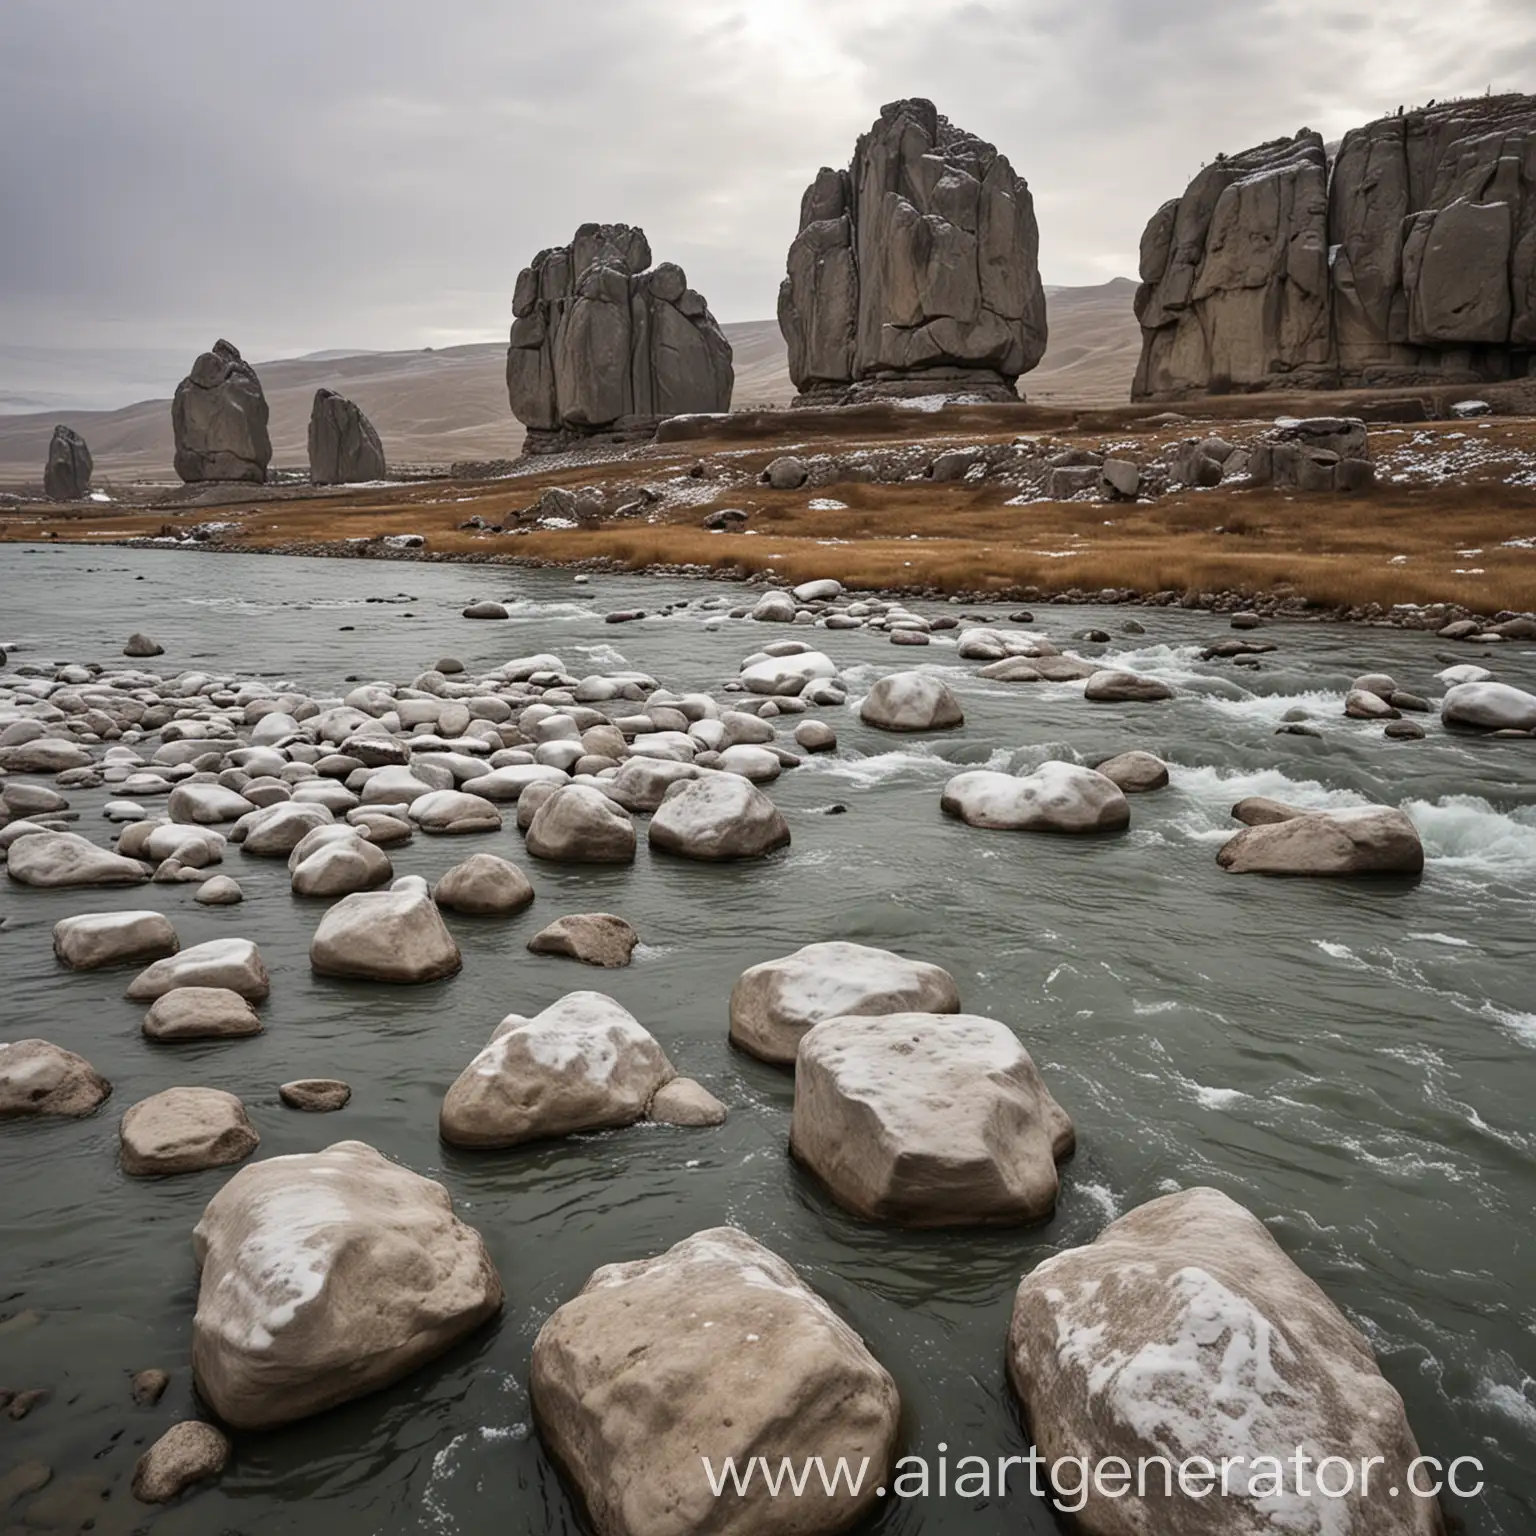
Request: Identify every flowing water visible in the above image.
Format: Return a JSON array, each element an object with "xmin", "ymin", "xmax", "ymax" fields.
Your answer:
[{"xmin": 1, "ymin": 543, "xmax": 1533, "ymax": 1535}]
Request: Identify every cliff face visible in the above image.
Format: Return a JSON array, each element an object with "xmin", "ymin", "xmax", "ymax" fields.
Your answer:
[{"xmin": 1134, "ymin": 96, "xmax": 1536, "ymax": 399}]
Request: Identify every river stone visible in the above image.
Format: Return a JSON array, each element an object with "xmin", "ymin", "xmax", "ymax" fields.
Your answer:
[
  {"xmin": 433, "ymin": 852, "xmax": 535, "ymax": 915},
  {"xmin": 793, "ymin": 719, "xmax": 837, "ymax": 753},
  {"xmin": 172, "ymin": 339, "xmax": 271, "ymax": 483},
  {"xmin": 440, "ymin": 991, "xmax": 674, "ymax": 1148},
  {"xmin": 44, "ymin": 424, "xmax": 93, "ymax": 500},
  {"xmin": 525, "ymin": 783, "xmax": 636, "ymax": 863},
  {"xmin": 1217, "ymin": 805, "xmax": 1425, "ymax": 877},
  {"xmin": 1008, "ymin": 1186, "xmax": 1443, "ymax": 1535},
  {"xmin": 507, "ymin": 223, "xmax": 733, "ymax": 447},
  {"xmin": 131, "ymin": 1369, "xmax": 170, "ymax": 1406},
  {"xmin": 126, "ymin": 938, "xmax": 271, "ymax": 1002},
  {"xmin": 0, "ymin": 1040, "xmax": 111, "ymax": 1118},
  {"xmin": 739, "ymin": 649, "xmax": 838, "ymax": 696},
  {"xmin": 131, "ymin": 1420, "xmax": 230, "ymax": 1503},
  {"xmin": 7, "ymin": 831, "xmax": 148, "ymax": 888},
  {"xmin": 236, "ymin": 801, "xmax": 334, "ymax": 857},
  {"xmin": 599, "ymin": 757, "xmax": 703, "ymax": 813},
  {"xmin": 647, "ymin": 774, "xmax": 790, "ymax": 861},
  {"xmin": 308, "ymin": 388, "xmax": 386, "ymax": 484},
  {"xmin": 143, "ymin": 988, "xmax": 263, "ymax": 1042},
  {"xmin": 528, "ymin": 913, "xmax": 639, "ymax": 969},
  {"xmin": 1345, "ymin": 688, "xmax": 1398, "ymax": 720},
  {"xmin": 280, "ymin": 1079, "xmax": 351, "ymax": 1112},
  {"xmin": 530, "ymin": 1227, "xmax": 900, "ymax": 1536},
  {"xmin": 466, "ymin": 764, "xmax": 571, "ymax": 802},
  {"xmin": 858, "ymin": 671, "xmax": 964, "ymax": 731},
  {"xmin": 791, "ymin": 1013, "xmax": 1074, "ymax": 1225},
  {"xmin": 408, "ymin": 789, "xmax": 503, "ymax": 835},
  {"xmin": 191, "ymin": 1140, "xmax": 503, "ymax": 1429},
  {"xmin": 1094, "ymin": 750, "xmax": 1170, "ymax": 792},
  {"xmin": 0, "ymin": 736, "xmax": 95, "ymax": 772},
  {"xmin": 120, "ymin": 1087, "xmax": 259, "ymax": 1177},
  {"xmin": 779, "ymin": 97, "xmax": 1046, "ymax": 403},
  {"xmin": 53, "ymin": 910, "xmax": 178, "ymax": 970},
  {"xmin": 310, "ymin": 875, "xmax": 461, "ymax": 982},
  {"xmin": 1084, "ymin": 669, "xmax": 1176, "ymax": 703},
  {"xmin": 648, "ymin": 1078, "xmax": 728, "ymax": 1127},
  {"xmin": 195, "ymin": 875, "xmax": 244, "ymax": 905},
  {"xmin": 1441, "ymin": 680, "xmax": 1536, "ymax": 732},
  {"xmin": 942, "ymin": 762, "xmax": 1131, "ymax": 833},
  {"xmin": 291, "ymin": 834, "xmax": 393, "ymax": 897},
  {"xmin": 730, "ymin": 941, "xmax": 961, "ymax": 1065},
  {"xmin": 169, "ymin": 782, "xmax": 255, "ymax": 824},
  {"xmin": 717, "ymin": 743, "xmax": 782, "ymax": 782}
]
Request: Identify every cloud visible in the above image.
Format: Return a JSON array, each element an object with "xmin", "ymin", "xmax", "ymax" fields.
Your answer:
[{"xmin": 2, "ymin": 0, "xmax": 1535, "ymax": 358}]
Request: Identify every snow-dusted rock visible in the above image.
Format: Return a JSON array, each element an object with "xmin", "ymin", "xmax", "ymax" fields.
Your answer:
[
  {"xmin": 739, "ymin": 650, "xmax": 838, "ymax": 696},
  {"xmin": 600, "ymin": 757, "xmax": 703, "ymax": 813},
  {"xmin": 310, "ymin": 875, "xmax": 461, "ymax": 982},
  {"xmin": 0, "ymin": 1039, "xmax": 111, "ymax": 1118},
  {"xmin": 291, "ymin": 834, "xmax": 393, "ymax": 897},
  {"xmin": 168, "ymin": 783, "xmax": 255, "ymax": 824},
  {"xmin": 359, "ymin": 765, "xmax": 442, "ymax": 806},
  {"xmin": 6, "ymin": 830, "xmax": 148, "ymax": 887},
  {"xmin": 126, "ymin": 938, "xmax": 271, "ymax": 1002},
  {"xmin": 191, "ymin": 1140, "xmax": 503, "ymax": 1428},
  {"xmin": 858, "ymin": 670, "xmax": 964, "ymax": 731},
  {"xmin": 1441, "ymin": 680, "xmax": 1536, "ymax": 732},
  {"xmin": 143, "ymin": 987, "xmax": 263, "ymax": 1041},
  {"xmin": 718, "ymin": 743, "xmax": 782, "ymax": 782},
  {"xmin": 525, "ymin": 783, "xmax": 636, "ymax": 863},
  {"xmin": 1008, "ymin": 1187, "xmax": 1443, "ymax": 1536},
  {"xmin": 409, "ymin": 789, "xmax": 503, "ymax": 835},
  {"xmin": 942, "ymin": 762, "xmax": 1131, "ymax": 833},
  {"xmin": 793, "ymin": 719, "xmax": 837, "ymax": 753},
  {"xmin": 195, "ymin": 875, "xmax": 244, "ymax": 905},
  {"xmin": 440, "ymin": 992, "xmax": 673, "ymax": 1147},
  {"xmin": 648, "ymin": 774, "xmax": 790, "ymax": 861},
  {"xmin": 120, "ymin": 1086, "xmax": 259, "ymax": 1176},
  {"xmin": 730, "ymin": 941, "xmax": 960, "ymax": 1065},
  {"xmin": 531, "ymin": 1228, "xmax": 899, "ymax": 1536},
  {"xmin": 1217, "ymin": 804, "xmax": 1424, "ymax": 877},
  {"xmin": 1084, "ymin": 669, "xmax": 1176, "ymax": 703},
  {"xmin": 463, "ymin": 764, "xmax": 569, "ymax": 802},
  {"xmin": 235, "ymin": 801, "xmax": 333, "ymax": 857},
  {"xmin": 53, "ymin": 910, "xmax": 178, "ymax": 970},
  {"xmin": 793, "ymin": 578, "xmax": 844, "ymax": 602},
  {"xmin": 792, "ymin": 1013, "xmax": 1073, "ymax": 1224},
  {"xmin": 433, "ymin": 853, "xmax": 535, "ymax": 915}
]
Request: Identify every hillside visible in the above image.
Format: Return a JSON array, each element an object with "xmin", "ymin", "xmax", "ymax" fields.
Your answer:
[{"xmin": 0, "ymin": 284, "xmax": 1143, "ymax": 483}]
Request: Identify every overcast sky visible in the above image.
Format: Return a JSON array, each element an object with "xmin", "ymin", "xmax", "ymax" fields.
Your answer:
[{"xmin": 3, "ymin": 0, "xmax": 1536, "ymax": 364}]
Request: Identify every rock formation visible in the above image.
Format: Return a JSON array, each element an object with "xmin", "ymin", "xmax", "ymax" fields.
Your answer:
[
  {"xmin": 778, "ymin": 97, "xmax": 1048, "ymax": 405},
  {"xmin": 308, "ymin": 389, "xmax": 385, "ymax": 484},
  {"xmin": 43, "ymin": 425, "xmax": 92, "ymax": 500},
  {"xmin": 1135, "ymin": 96, "xmax": 1536, "ymax": 397},
  {"xmin": 506, "ymin": 223, "xmax": 734, "ymax": 453},
  {"xmin": 172, "ymin": 340, "xmax": 272, "ymax": 483}
]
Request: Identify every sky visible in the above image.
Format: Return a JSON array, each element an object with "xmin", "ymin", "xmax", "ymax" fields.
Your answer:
[{"xmin": 3, "ymin": 0, "xmax": 1536, "ymax": 365}]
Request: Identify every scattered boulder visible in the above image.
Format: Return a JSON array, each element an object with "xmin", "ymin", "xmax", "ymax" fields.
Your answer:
[
  {"xmin": 143, "ymin": 988, "xmax": 263, "ymax": 1042},
  {"xmin": 792, "ymin": 1013, "xmax": 1073, "ymax": 1224},
  {"xmin": 433, "ymin": 852, "xmax": 535, "ymax": 915},
  {"xmin": 123, "ymin": 632, "xmax": 164, "ymax": 657},
  {"xmin": 942, "ymin": 762, "xmax": 1131, "ymax": 833},
  {"xmin": 409, "ymin": 789, "xmax": 503, "ymax": 835},
  {"xmin": 131, "ymin": 1369, "xmax": 170, "ymax": 1407},
  {"xmin": 779, "ymin": 97, "xmax": 1047, "ymax": 405},
  {"xmin": 858, "ymin": 671, "xmax": 965, "ymax": 731},
  {"xmin": 648, "ymin": 775, "xmax": 790, "ymax": 861},
  {"xmin": 191, "ymin": 1140, "xmax": 503, "ymax": 1428},
  {"xmin": 119, "ymin": 1087, "xmax": 259, "ymax": 1176},
  {"xmin": 53, "ymin": 910, "xmax": 178, "ymax": 970},
  {"xmin": 1345, "ymin": 688, "xmax": 1398, "ymax": 720},
  {"xmin": 525, "ymin": 783, "xmax": 637, "ymax": 863},
  {"xmin": 0, "ymin": 1040, "xmax": 111, "ymax": 1118},
  {"xmin": 44, "ymin": 424, "xmax": 93, "ymax": 501},
  {"xmin": 1084, "ymin": 669, "xmax": 1175, "ymax": 703},
  {"xmin": 7, "ymin": 831, "xmax": 148, "ymax": 888},
  {"xmin": 528, "ymin": 913, "xmax": 639, "ymax": 969},
  {"xmin": 462, "ymin": 600, "xmax": 509, "ymax": 620},
  {"xmin": 169, "ymin": 782, "xmax": 254, "ymax": 824},
  {"xmin": 172, "ymin": 339, "xmax": 271, "ymax": 484},
  {"xmin": 310, "ymin": 876, "xmax": 462, "ymax": 983},
  {"xmin": 1093, "ymin": 750, "xmax": 1170, "ymax": 792},
  {"xmin": 730, "ymin": 941, "xmax": 961, "ymax": 1065},
  {"xmin": 131, "ymin": 1421, "xmax": 230, "ymax": 1504},
  {"xmin": 531, "ymin": 1228, "xmax": 899, "ymax": 1536},
  {"xmin": 649, "ymin": 1078, "xmax": 728, "ymax": 1127},
  {"xmin": 1008, "ymin": 1186, "xmax": 1444, "ymax": 1535},
  {"xmin": 1217, "ymin": 803, "xmax": 1425, "ymax": 877},
  {"xmin": 1442, "ymin": 680, "xmax": 1536, "ymax": 733},
  {"xmin": 765, "ymin": 455, "xmax": 808, "ymax": 490},
  {"xmin": 290, "ymin": 833, "xmax": 393, "ymax": 897},
  {"xmin": 794, "ymin": 719, "xmax": 837, "ymax": 752},
  {"xmin": 126, "ymin": 938, "xmax": 271, "ymax": 1002},
  {"xmin": 279, "ymin": 1079, "xmax": 351, "ymax": 1112},
  {"xmin": 308, "ymin": 388, "xmax": 386, "ymax": 484},
  {"xmin": 440, "ymin": 992, "xmax": 674, "ymax": 1148},
  {"xmin": 195, "ymin": 875, "xmax": 244, "ymax": 905}
]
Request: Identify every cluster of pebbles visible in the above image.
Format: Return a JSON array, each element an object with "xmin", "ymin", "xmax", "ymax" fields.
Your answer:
[{"xmin": 1, "ymin": 590, "xmax": 1528, "ymax": 1528}]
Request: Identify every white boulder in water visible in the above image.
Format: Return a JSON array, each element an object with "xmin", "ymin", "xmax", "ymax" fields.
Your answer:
[
  {"xmin": 525, "ymin": 783, "xmax": 636, "ymax": 863},
  {"xmin": 858, "ymin": 670, "xmax": 964, "ymax": 731},
  {"xmin": 126, "ymin": 938, "xmax": 271, "ymax": 1002},
  {"xmin": 1441, "ymin": 680, "xmax": 1536, "ymax": 732},
  {"xmin": 941, "ymin": 762, "xmax": 1130, "ymax": 833},
  {"xmin": 310, "ymin": 876, "xmax": 462, "ymax": 982},
  {"xmin": 0, "ymin": 1039, "xmax": 111, "ymax": 1118},
  {"xmin": 739, "ymin": 649, "xmax": 838, "ymax": 696},
  {"xmin": 53, "ymin": 910, "xmax": 179, "ymax": 970},
  {"xmin": 648, "ymin": 774, "xmax": 790, "ymax": 860},
  {"xmin": 7, "ymin": 831, "xmax": 148, "ymax": 888},
  {"xmin": 1217, "ymin": 801, "xmax": 1423, "ymax": 877}
]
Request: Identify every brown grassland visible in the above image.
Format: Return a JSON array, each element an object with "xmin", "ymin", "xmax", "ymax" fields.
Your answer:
[{"xmin": 5, "ymin": 398, "xmax": 1536, "ymax": 614}]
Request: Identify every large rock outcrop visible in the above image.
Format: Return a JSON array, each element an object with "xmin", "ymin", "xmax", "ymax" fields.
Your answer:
[
  {"xmin": 1135, "ymin": 96, "xmax": 1536, "ymax": 398},
  {"xmin": 172, "ymin": 340, "xmax": 272, "ymax": 483},
  {"xmin": 507, "ymin": 223, "xmax": 734, "ymax": 453},
  {"xmin": 44, "ymin": 425, "xmax": 93, "ymax": 500},
  {"xmin": 778, "ymin": 98, "xmax": 1048, "ymax": 406},
  {"xmin": 308, "ymin": 389, "xmax": 386, "ymax": 484}
]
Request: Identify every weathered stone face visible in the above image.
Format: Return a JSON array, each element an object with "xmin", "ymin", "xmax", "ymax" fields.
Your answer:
[
  {"xmin": 506, "ymin": 223, "xmax": 733, "ymax": 452},
  {"xmin": 308, "ymin": 389, "xmax": 385, "ymax": 484},
  {"xmin": 1136, "ymin": 95, "xmax": 1536, "ymax": 398},
  {"xmin": 43, "ymin": 425, "xmax": 93, "ymax": 500},
  {"xmin": 171, "ymin": 339, "xmax": 272, "ymax": 483},
  {"xmin": 778, "ymin": 98, "xmax": 1048, "ymax": 405}
]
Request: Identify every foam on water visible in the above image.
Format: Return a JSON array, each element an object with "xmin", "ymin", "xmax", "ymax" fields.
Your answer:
[{"xmin": 1404, "ymin": 796, "xmax": 1536, "ymax": 883}]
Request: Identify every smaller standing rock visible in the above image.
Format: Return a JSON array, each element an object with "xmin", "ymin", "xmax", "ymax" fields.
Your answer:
[
  {"xmin": 53, "ymin": 910, "xmax": 179, "ymax": 970},
  {"xmin": 131, "ymin": 1420, "xmax": 230, "ymax": 1503},
  {"xmin": 528, "ymin": 913, "xmax": 639, "ymax": 968},
  {"xmin": 195, "ymin": 875, "xmax": 244, "ymax": 905},
  {"xmin": 119, "ymin": 1087, "xmax": 259, "ymax": 1176},
  {"xmin": 44, "ymin": 425, "xmax": 93, "ymax": 500},
  {"xmin": 0, "ymin": 1040, "xmax": 111, "ymax": 1119},
  {"xmin": 433, "ymin": 853, "xmax": 535, "ymax": 915},
  {"xmin": 1093, "ymin": 750, "xmax": 1170, "ymax": 792},
  {"xmin": 124, "ymin": 633, "xmax": 165, "ymax": 658},
  {"xmin": 143, "ymin": 987, "xmax": 262, "ymax": 1042},
  {"xmin": 649, "ymin": 1078, "xmax": 728, "ymax": 1126},
  {"xmin": 858, "ymin": 671, "xmax": 964, "ymax": 732},
  {"xmin": 126, "ymin": 938, "xmax": 270, "ymax": 1002},
  {"xmin": 279, "ymin": 1079, "xmax": 352, "ymax": 1112},
  {"xmin": 308, "ymin": 389, "xmax": 386, "ymax": 485}
]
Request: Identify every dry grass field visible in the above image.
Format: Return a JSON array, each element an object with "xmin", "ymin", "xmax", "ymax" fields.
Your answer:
[{"xmin": 6, "ymin": 395, "xmax": 1535, "ymax": 615}]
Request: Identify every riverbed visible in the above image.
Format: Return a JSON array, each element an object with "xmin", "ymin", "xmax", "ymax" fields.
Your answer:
[{"xmin": 2, "ymin": 543, "xmax": 1533, "ymax": 1534}]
